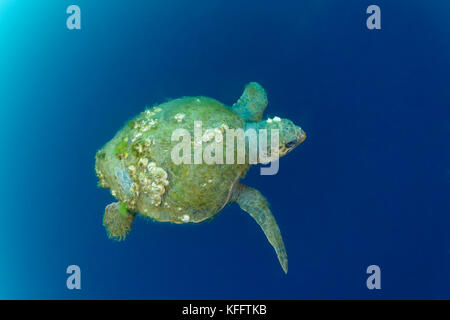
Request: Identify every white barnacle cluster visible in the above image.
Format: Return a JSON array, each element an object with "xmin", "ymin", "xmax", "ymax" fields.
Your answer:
[
  {"xmin": 174, "ymin": 113, "xmax": 185, "ymax": 123},
  {"xmin": 214, "ymin": 123, "xmax": 229, "ymax": 142},
  {"xmin": 132, "ymin": 115, "xmax": 159, "ymax": 142},
  {"xmin": 132, "ymin": 137, "xmax": 151, "ymax": 156},
  {"xmin": 138, "ymin": 157, "xmax": 148, "ymax": 168},
  {"xmin": 148, "ymin": 118, "xmax": 158, "ymax": 127},
  {"xmin": 131, "ymin": 132, "xmax": 142, "ymax": 143},
  {"xmin": 147, "ymin": 163, "xmax": 169, "ymax": 206},
  {"xmin": 266, "ymin": 116, "xmax": 281, "ymax": 124},
  {"xmin": 127, "ymin": 126, "xmax": 169, "ymax": 208},
  {"xmin": 127, "ymin": 159, "xmax": 169, "ymax": 207},
  {"xmin": 145, "ymin": 109, "xmax": 155, "ymax": 117},
  {"xmin": 202, "ymin": 129, "xmax": 216, "ymax": 143},
  {"xmin": 202, "ymin": 124, "xmax": 228, "ymax": 144},
  {"xmin": 144, "ymin": 106, "xmax": 162, "ymax": 118}
]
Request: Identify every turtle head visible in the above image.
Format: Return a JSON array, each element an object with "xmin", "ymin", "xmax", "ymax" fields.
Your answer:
[
  {"xmin": 266, "ymin": 117, "xmax": 306, "ymax": 157},
  {"xmin": 277, "ymin": 119, "xmax": 306, "ymax": 157}
]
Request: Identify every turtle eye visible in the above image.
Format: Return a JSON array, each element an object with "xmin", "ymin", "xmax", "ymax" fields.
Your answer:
[{"xmin": 285, "ymin": 140, "xmax": 297, "ymax": 148}]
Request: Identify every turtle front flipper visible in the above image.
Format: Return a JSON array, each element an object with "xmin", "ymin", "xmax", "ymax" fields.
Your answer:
[
  {"xmin": 234, "ymin": 184, "xmax": 288, "ymax": 273},
  {"xmin": 232, "ymin": 82, "xmax": 268, "ymax": 122},
  {"xmin": 103, "ymin": 202, "xmax": 135, "ymax": 241}
]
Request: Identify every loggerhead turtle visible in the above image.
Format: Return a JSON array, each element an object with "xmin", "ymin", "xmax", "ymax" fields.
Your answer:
[{"xmin": 95, "ymin": 82, "xmax": 306, "ymax": 273}]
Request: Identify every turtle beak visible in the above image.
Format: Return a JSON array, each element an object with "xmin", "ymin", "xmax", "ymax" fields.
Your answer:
[{"xmin": 296, "ymin": 127, "xmax": 306, "ymax": 145}]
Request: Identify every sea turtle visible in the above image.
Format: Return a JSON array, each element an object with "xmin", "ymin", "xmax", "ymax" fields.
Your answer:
[{"xmin": 95, "ymin": 82, "xmax": 306, "ymax": 273}]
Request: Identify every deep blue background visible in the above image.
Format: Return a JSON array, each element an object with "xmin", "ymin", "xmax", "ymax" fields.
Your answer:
[{"xmin": 0, "ymin": 0, "xmax": 449, "ymax": 299}]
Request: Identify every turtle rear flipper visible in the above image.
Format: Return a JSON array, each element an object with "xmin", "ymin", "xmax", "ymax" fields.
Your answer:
[
  {"xmin": 103, "ymin": 202, "xmax": 135, "ymax": 241},
  {"xmin": 234, "ymin": 184, "xmax": 288, "ymax": 274},
  {"xmin": 232, "ymin": 82, "xmax": 268, "ymax": 122}
]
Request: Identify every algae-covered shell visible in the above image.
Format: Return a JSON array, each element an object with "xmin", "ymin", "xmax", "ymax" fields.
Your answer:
[{"xmin": 96, "ymin": 97, "xmax": 248, "ymax": 223}]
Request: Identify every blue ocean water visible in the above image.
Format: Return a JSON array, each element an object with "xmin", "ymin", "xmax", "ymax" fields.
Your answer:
[{"xmin": 0, "ymin": 0, "xmax": 449, "ymax": 299}]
